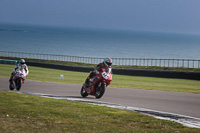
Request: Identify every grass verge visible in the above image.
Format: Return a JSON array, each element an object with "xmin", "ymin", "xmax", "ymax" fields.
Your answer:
[
  {"xmin": 1, "ymin": 64, "xmax": 200, "ymax": 93},
  {"xmin": 1, "ymin": 91, "xmax": 200, "ymax": 132}
]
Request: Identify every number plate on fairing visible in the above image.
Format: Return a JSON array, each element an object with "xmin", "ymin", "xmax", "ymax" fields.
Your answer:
[{"xmin": 102, "ymin": 72, "xmax": 109, "ymax": 79}]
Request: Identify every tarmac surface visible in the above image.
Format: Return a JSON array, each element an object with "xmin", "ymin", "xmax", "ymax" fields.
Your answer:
[{"xmin": 0, "ymin": 76, "xmax": 200, "ymax": 118}]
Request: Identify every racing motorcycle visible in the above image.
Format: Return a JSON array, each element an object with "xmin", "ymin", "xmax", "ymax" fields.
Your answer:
[
  {"xmin": 80, "ymin": 67, "xmax": 112, "ymax": 99},
  {"xmin": 9, "ymin": 70, "xmax": 26, "ymax": 91}
]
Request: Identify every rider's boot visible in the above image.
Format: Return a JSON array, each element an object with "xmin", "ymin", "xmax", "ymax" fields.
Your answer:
[
  {"xmin": 85, "ymin": 77, "xmax": 90, "ymax": 88},
  {"xmin": 9, "ymin": 72, "xmax": 14, "ymax": 83},
  {"xmin": 85, "ymin": 71, "xmax": 96, "ymax": 87},
  {"xmin": 9, "ymin": 76, "xmax": 12, "ymax": 83}
]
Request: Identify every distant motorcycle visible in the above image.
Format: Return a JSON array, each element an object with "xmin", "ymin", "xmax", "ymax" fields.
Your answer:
[
  {"xmin": 9, "ymin": 70, "xmax": 26, "ymax": 91},
  {"xmin": 80, "ymin": 68, "xmax": 112, "ymax": 99}
]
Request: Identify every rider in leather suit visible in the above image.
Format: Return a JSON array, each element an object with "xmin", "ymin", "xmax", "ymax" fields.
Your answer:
[
  {"xmin": 9, "ymin": 59, "xmax": 29, "ymax": 83},
  {"xmin": 85, "ymin": 57, "xmax": 112, "ymax": 87}
]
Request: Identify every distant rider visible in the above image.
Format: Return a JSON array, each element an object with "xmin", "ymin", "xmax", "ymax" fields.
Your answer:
[
  {"xmin": 9, "ymin": 59, "xmax": 29, "ymax": 83},
  {"xmin": 85, "ymin": 57, "xmax": 112, "ymax": 87}
]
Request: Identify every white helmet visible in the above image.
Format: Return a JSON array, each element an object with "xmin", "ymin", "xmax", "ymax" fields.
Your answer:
[
  {"xmin": 19, "ymin": 59, "xmax": 25, "ymax": 64},
  {"xmin": 103, "ymin": 57, "xmax": 112, "ymax": 67}
]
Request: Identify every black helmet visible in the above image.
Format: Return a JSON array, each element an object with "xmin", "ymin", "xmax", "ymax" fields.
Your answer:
[
  {"xmin": 19, "ymin": 59, "xmax": 25, "ymax": 64},
  {"xmin": 103, "ymin": 57, "xmax": 112, "ymax": 67}
]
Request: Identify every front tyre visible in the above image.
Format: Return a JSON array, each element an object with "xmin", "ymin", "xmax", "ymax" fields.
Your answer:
[
  {"xmin": 80, "ymin": 85, "xmax": 88, "ymax": 98},
  {"xmin": 16, "ymin": 80, "xmax": 22, "ymax": 91},
  {"xmin": 95, "ymin": 84, "xmax": 106, "ymax": 99}
]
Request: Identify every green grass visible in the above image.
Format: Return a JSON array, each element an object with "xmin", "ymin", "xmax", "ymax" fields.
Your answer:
[
  {"xmin": 1, "ymin": 91, "xmax": 200, "ymax": 132},
  {"xmin": 1, "ymin": 62, "xmax": 200, "ymax": 132},
  {"xmin": 1, "ymin": 64, "xmax": 200, "ymax": 93}
]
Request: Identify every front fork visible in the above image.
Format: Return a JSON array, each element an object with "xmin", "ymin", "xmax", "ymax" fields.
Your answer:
[
  {"xmin": 12, "ymin": 78, "xmax": 24, "ymax": 89},
  {"xmin": 12, "ymin": 78, "xmax": 16, "ymax": 89},
  {"xmin": 85, "ymin": 82, "xmax": 101, "ymax": 96}
]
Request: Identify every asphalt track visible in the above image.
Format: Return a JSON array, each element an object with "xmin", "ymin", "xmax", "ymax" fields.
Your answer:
[{"xmin": 0, "ymin": 76, "xmax": 200, "ymax": 119}]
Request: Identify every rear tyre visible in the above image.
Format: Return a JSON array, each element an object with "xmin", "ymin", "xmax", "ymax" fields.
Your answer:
[
  {"xmin": 9, "ymin": 83, "xmax": 14, "ymax": 90},
  {"xmin": 80, "ymin": 85, "xmax": 88, "ymax": 98},
  {"xmin": 95, "ymin": 84, "xmax": 106, "ymax": 99}
]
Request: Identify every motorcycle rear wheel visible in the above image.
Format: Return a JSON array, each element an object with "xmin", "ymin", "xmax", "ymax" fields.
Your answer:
[
  {"xmin": 80, "ymin": 85, "xmax": 88, "ymax": 98},
  {"xmin": 9, "ymin": 83, "xmax": 14, "ymax": 90},
  {"xmin": 95, "ymin": 84, "xmax": 106, "ymax": 99}
]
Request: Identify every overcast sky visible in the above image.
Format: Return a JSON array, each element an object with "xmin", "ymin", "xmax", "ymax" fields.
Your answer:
[{"xmin": 0, "ymin": 0, "xmax": 200, "ymax": 34}]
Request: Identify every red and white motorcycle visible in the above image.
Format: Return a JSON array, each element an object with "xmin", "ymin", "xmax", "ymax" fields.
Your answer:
[
  {"xmin": 81, "ymin": 68, "xmax": 112, "ymax": 99},
  {"xmin": 9, "ymin": 70, "xmax": 26, "ymax": 91}
]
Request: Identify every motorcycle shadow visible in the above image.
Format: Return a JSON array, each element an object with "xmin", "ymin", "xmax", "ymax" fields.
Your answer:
[
  {"xmin": 65, "ymin": 96, "xmax": 96, "ymax": 99},
  {"xmin": 44, "ymin": 95, "xmax": 96, "ymax": 100}
]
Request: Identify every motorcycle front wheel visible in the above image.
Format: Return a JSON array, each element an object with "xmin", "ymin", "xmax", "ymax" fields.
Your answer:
[
  {"xmin": 95, "ymin": 84, "xmax": 106, "ymax": 99},
  {"xmin": 16, "ymin": 80, "xmax": 22, "ymax": 91}
]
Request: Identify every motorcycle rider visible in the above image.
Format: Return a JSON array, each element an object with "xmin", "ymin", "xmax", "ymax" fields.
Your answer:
[
  {"xmin": 85, "ymin": 57, "xmax": 112, "ymax": 87},
  {"xmin": 9, "ymin": 59, "xmax": 29, "ymax": 83}
]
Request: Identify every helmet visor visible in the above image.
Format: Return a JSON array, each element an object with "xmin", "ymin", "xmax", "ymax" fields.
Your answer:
[{"xmin": 107, "ymin": 62, "xmax": 112, "ymax": 66}]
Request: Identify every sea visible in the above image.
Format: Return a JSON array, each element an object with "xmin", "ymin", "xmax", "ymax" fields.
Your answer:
[{"xmin": 0, "ymin": 23, "xmax": 200, "ymax": 60}]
